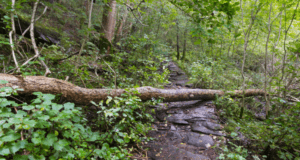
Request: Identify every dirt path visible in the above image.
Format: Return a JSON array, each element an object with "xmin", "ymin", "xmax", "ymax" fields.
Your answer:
[{"xmin": 142, "ymin": 61, "xmax": 225, "ymax": 160}]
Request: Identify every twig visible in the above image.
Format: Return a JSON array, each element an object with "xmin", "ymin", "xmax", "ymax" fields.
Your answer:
[
  {"xmin": 9, "ymin": 95, "xmax": 24, "ymax": 103},
  {"xmin": 22, "ymin": 0, "xmax": 51, "ymax": 76},
  {"xmin": 287, "ymin": 95, "xmax": 300, "ymax": 102},
  {"xmin": 11, "ymin": 0, "xmax": 16, "ymax": 41},
  {"xmin": 124, "ymin": 3, "xmax": 148, "ymax": 26},
  {"xmin": 79, "ymin": 75, "xmax": 87, "ymax": 88},
  {"xmin": 101, "ymin": 58, "xmax": 117, "ymax": 89},
  {"xmin": 9, "ymin": 31, "xmax": 20, "ymax": 72},
  {"xmin": 2, "ymin": 61, "xmax": 5, "ymax": 73},
  {"xmin": 17, "ymin": 4, "xmax": 48, "ymax": 45},
  {"xmin": 75, "ymin": 0, "xmax": 93, "ymax": 75}
]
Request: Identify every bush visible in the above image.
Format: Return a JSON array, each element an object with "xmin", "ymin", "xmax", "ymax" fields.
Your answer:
[
  {"xmin": 0, "ymin": 80, "xmax": 154, "ymax": 159},
  {"xmin": 214, "ymin": 94, "xmax": 300, "ymax": 160}
]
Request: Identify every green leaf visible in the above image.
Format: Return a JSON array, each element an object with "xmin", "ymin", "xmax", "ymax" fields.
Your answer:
[
  {"xmin": 38, "ymin": 115, "xmax": 50, "ymax": 121},
  {"xmin": 1, "ymin": 133, "xmax": 20, "ymax": 142},
  {"xmin": 116, "ymin": 138, "xmax": 124, "ymax": 144},
  {"xmin": 231, "ymin": 132, "xmax": 238, "ymax": 137},
  {"xmin": 32, "ymin": 92, "xmax": 43, "ymax": 96},
  {"xmin": 23, "ymin": 119, "xmax": 37, "ymax": 128},
  {"xmin": 16, "ymin": 110, "xmax": 27, "ymax": 118},
  {"xmin": 87, "ymin": 132, "xmax": 100, "ymax": 141},
  {"xmin": 52, "ymin": 103, "xmax": 63, "ymax": 111},
  {"xmin": 124, "ymin": 137, "xmax": 130, "ymax": 143},
  {"xmin": 0, "ymin": 147, "xmax": 10, "ymax": 156},
  {"xmin": 42, "ymin": 133, "xmax": 57, "ymax": 147},
  {"xmin": 32, "ymin": 98, "xmax": 42, "ymax": 104},
  {"xmin": 43, "ymin": 94, "xmax": 55, "ymax": 101},
  {"xmin": 8, "ymin": 117, "xmax": 22, "ymax": 124},
  {"xmin": 3, "ymin": 16, "xmax": 10, "ymax": 19},
  {"xmin": 54, "ymin": 139, "xmax": 68, "ymax": 151},
  {"xmin": 64, "ymin": 102, "xmax": 74, "ymax": 110},
  {"xmin": 106, "ymin": 96, "xmax": 112, "ymax": 104},
  {"xmin": 22, "ymin": 105, "xmax": 35, "ymax": 110},
  {"xmin": 74, "ymin": 124, "xmax": 85, "ymax": 131},
  {"xmin": 72, "ymin": 116, "xmax": 81, "ymax": 123},
  {"xmin": 32, "ymin": 138, "xmax": 42, "ymax": 145},
  {"xmin": 13, "ymin": 154, "xmax": 29, "ymax": 160}
]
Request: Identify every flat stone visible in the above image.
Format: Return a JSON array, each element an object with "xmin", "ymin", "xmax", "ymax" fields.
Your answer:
[
  {"xmin": 147, "ymin": 144, "xmax": 210, "ymax": 160},
  {"xmin": 157, "ymin": 122, "xmax": 170, "ymax": 130},
  {"xmin": 192, "ymin": 123, "xmax": 225, "ymax": 136},
  {"xmin": 203, "ymin": 121, "xmax": 223, "ymax": 131},
  {"xmin": 170, "ymin": 125, "xmax": 177, "ymax": 131},
  {"xmin": 166, "ymin": 131, "xmax": 182, "ymax": 141},
  {"xmin": 182, "ymin": 132, "xmax": 214, "ymax": 148},
  {"xmin": 167, "ymin": 117, "xmax": 189, "ymax": 124}
]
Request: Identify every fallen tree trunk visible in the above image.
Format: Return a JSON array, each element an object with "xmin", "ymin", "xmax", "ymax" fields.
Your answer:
[{"xmin": 0, "ymin": 74, "xmax": 266, "ymax": 104}]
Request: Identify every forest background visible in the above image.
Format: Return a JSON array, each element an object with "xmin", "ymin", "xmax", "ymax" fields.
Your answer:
[{"xmin": 0, "ymin": 0, "xmax": 300, "ymax": 159}]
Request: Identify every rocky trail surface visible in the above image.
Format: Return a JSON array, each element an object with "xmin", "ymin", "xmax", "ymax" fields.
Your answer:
[{"xmin": 141, "ymin": 61, "xmax": 226, "ymax": 160}]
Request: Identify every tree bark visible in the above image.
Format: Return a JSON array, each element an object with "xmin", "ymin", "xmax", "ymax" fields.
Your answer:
[
  {"xmin": 101, "ymin": 0, "xmax": 117, "ymax": 45},
  {"xmin": 176, "ymin": 20, "xmax": 180, "ymax": 60},
  {"xmin": 182, "ymin": 28, "xmax": 187, "ymax": 60},
  {"xmin": 0, "ymin": 74, "xmax": 266, "ymax": 105},
  {"xmin": 115, "ymin": 0, "xmax": 129, "ymax": 43}
]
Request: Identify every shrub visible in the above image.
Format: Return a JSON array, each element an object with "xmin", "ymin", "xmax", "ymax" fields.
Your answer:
[{"xmin": 0, "ymin": 80, "xmax": 154, "ymax": 159}]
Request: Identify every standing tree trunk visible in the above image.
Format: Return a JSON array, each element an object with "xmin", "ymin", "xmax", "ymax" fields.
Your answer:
[
  {"xmin": 239, "ymin": 0, "xmax": 263, "ymax": 118},
  {"xmin": 181, "ymin": 28, "xmax": 187, "ymax": 60},
  {"xmin": 10, "ymin": 0, "xmax": 19, "ymax": 72},
  {"xmin": 280, "ymin": 2, "xmax": 299, "ymax": 98},
  {"xmin": 115, "ymin": 0, "xmax": 129, "ymax": 43},
  {"xmin": 264, "ymin": 3, "xmax": 272, "ymax": 118},
  {"xmin": 101, "ymin": 0, "xmax": 117, "ymax": 54},
  {"xmin": 176, "ymin": 20, "xmax": 180, "ymax": 60}
]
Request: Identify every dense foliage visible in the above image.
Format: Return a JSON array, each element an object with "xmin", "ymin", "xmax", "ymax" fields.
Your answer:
[
  {"xmin": 0, "ymin": 80, "xmax": 156, "ymax": 159},
  {"xmin": 1, "ymin": 0, "xmax": 300, "ymax": 159}
]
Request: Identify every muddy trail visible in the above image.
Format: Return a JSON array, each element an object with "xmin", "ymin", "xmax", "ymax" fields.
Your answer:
[{"xmin": 140, "ymin": 61, "xmax": 226, "ymax": 160}]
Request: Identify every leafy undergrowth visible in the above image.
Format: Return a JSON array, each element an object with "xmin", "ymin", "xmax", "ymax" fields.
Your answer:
[
  {"xmin": 0, "ymin": 80, "xmax": 159, "ymax": 159},
  {"xmin": 15, "ymin": 35, "xmax": 170, "ymax": 90},
  {"xmin": 172, "ymin": 51, "xmax": 264, "ymax": 90},
  {"xmin": 214, "ymin": 96, "xmax": 300, "ymax": 160},
  {"xmin": 171, "ymin": 50, "xmax": 300, "ymax": 160}
]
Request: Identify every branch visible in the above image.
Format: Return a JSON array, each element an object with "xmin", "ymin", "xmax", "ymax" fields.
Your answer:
[
  {"xmin": 21, "ymin": 0, "xmax": 51, "ymax": 76},
  {"xmin": 17, "ymin": 3, "xmax": 48, "ymax": 44},
  {"xmin": 9, "ymin": 31, "xmax": 19, "ymax": 72},
  {"xmin": 124, "ymin": 3, "xmax": 148, "ymax": 26}
]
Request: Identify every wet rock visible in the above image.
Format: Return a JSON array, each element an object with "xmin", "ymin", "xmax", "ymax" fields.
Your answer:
[
  {"xmin": 167, "ymin": 117, "xmax": 189, "ymax": 124},
  {"xmin": 147, "ymin": 144, "xmax": 210, "ymax": 160},
  {"xmin": 170, "ymin": 125, "xmax": 177, "ymax": 131},
  {"xmin": 156, "ymin": 110, "xmax": 167, "ymax": 121},
  {"xmin": 192, "ymin": 122, "xmax": 225, "ymax": 136},
  {"xmin": 156, "ymin": 122, "xmax": 170, "ymax": 130},
  {"xmin": 182, "ymin": 132, "xmax": 214, "ymax": 148},
  {"xmin": 166, "ymin": 131, "xmax": 182, "ymax": 142},
  {"xmin": 167, "ymin": 100, "xmax": 203, "ymax": 109},
  {"xmin": 202, "ymin": 121, "xmax": 223, "ymax": 131}
]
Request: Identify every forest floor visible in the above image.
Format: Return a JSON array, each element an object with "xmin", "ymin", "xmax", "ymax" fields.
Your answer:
[{"xmin": 135, "ymin": 61, "xmax": 226, "ymax": 160}]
